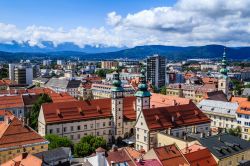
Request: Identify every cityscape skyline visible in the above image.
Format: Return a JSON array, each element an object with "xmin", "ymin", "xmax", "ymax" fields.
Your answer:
[{"xmin": 1, "ymin": 0, "xmax": 250, "ymax": 48}]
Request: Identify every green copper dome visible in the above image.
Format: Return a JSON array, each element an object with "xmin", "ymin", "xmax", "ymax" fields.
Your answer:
[
  {"xmin": 111, "ymin": 71, "xmax": 124, "ymax": 92},
  {"xmin": 220, "ymin": 48, "xmax": 228, "ymax": 76},
  {"xmin": 135, "ymin": 68, "xmax": 151, "ymax": 97}
]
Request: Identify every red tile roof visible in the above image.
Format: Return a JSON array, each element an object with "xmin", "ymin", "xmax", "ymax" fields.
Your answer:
[
  {"xmin": 150, "ymin": 93, "xmax": 190, "ymax": 107},
  {"xmin": 106, "ymin": 148, "xmax": 137, "ymax": 166},
  {"xmin": 2, "ymin": 153, "xmax": 42, "ymax": 166},
  {"xmin": 181, "ymin": 145, "xmax": 217, "ymax": 166},
  {"xmin": 136, "ymin": 159, "xmax": 162, "ymax": 166},
  {"xmin": 237, "ymin": 101, "xmax": 250, "ymax": 115},
  {"xmin": 142, "ymin": 102, "xmax": 211, "ymax": 131},
  {"xmin": 0, "ymin": 95, "xmax": 24, "ymax": 109},
  {"xmin": 42, "ymin": 96, "xmax": 137, "ymax": 124},
  {"xmin": 0, "ymin": 111, "xmax": 47, "ymax": 149},
  {"xmin": 153, "ymin": 144, "xmax": 189, "ymax": 166}
]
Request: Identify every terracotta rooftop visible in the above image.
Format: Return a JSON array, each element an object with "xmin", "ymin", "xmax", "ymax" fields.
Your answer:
[
  {"xmin": 150, "ymin": 93, "xmax": 190, "ymax": 107},
  {"xmin": 142, "ymin": 102, "xmax": 211, "ymax": 131},
  {"xmin": 106, "ymin": 148, "xmax": 137, "ymax": 166},
  {"xmin": 136, "ymin": 159, "xmax": 162, "ymax": 166},
  {"xmin": 237, "ymin": 101, "xmax": 250, "ymax": 115},
  {"xmin": 0, "ymin": 111, "xmax": 48, "ymax": 149},
  {"xmin": 0, "ymin": 79, "xmax": 14, "ymax": 86},
  {"xmin": 0, "ymin": 95, "xmax": 24, "ymax": 109},
  {"xmin": 230, "ymin": 97, "xmax": 248, "ymax": 104},
  {"xmin": 125, "ymin": 147, "xmax": 142, "ymax": 159},
  {"xmin": 42, "ymin": 96, "xmax": 137, "ymax": 124},
  {"xmin": 2, "ymin": 153, "xmax": 42, "ymax": 166},
  {"xmin": 153, "ymin": 144, "xmax": 189, "ymax": 166},
  {"xmin": 181, "ymin": 144, "xmax": 217, "ymax": 166},
  {"xmin": 202, "ymin": 77, "xmax": 218, "ymax": 84}
]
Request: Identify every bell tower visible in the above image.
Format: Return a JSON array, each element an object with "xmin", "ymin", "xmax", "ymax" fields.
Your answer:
[
  {"xmin": 134, "ymin": 68, "xmax": 151, "ymax": 119},
  {"xmin": 218, "ymin": 48, "xmax": 229, "ymax": 96},
  {"xmin": 111, "ymin": 71, "xmax": 124, "ymax": 138}
]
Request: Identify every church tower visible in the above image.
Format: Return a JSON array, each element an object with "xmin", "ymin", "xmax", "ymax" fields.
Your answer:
[
  {"xmin": 111, "ymin": 71, "xmax": 124, "ymax": 139},
  {"xmin": 218, "ymin": 48, "xmax": 229, "ymax": 96},
  {"xmin": 134, "ymin": 68, "xmax": 151, "ymax": 119}
]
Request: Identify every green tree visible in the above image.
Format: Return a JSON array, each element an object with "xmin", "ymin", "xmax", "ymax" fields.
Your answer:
[
  {"xmin": 45, "ymin": 134, "xmax": 73, "ymax": 150},
  {"xmin": 74, "ymin": 135, "xmax": 106, "ymax": 157},
  {"xmin": 0, "ymin": 68, "xmax": 8, "ymax": 79},
  {"xmin": 95, "ymin": 69, "xmax": 114, "ymax": 78},
  {"xmin": 29, "ymin": 93, "xmax": 52, "ymax": 130},
  {"xmin": 160, "ymin": 86, "xmax": 167, "ymax": 95},
  {"xmin": 227, "ymin": 126, "xmax": 241, "ymax": 137}
]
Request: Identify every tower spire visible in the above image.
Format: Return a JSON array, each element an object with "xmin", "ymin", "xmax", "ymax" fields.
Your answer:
[
  {"xmin": 135, "ymin": 68, "xmax": 151, "ymax": 97},
  {"xmin": 111, "ymin": 70, "xmax": 123, "ymax": 92},
  {"xmin": 220, "ymin": 48, "xmax": 228, "ymax": 76}
]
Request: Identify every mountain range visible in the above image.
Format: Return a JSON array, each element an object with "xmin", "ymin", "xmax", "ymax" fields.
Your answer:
[{"xmin": 0, "ymin": 42, "xmax": 249, "ymax": 62}]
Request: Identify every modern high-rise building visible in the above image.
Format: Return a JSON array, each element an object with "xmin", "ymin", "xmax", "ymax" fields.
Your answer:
[
  {"xmin": 9, "ymin": 63, "xmax": 34, "ymax": 85},
  {"xmin": 146, "ymin": 54, "xmax": 166, "ymax": 88}
]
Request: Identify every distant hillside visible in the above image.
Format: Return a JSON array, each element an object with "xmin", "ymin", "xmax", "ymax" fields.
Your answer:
[{"xmin": 0, "ymin": 45, "xmax": 249, "ymax": 62}]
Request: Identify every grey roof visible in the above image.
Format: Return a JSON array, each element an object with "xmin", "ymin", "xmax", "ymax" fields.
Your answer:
[
  {"xmin": 242, "ymin": 88, "xmax": 250, "ymax": 97},
  {"xmin": 33, "ymin": 77, "xmax": 49, "ymax": 83},
  {"xmin": 34, "ymin": 147, "xmax": 71, "ymax": 164},
  {"xmin": 46, "ymin": 78, "xmax": 81, "ymax": 89},
  {"xmin": 198, "ymin": 99, "xmax": 238, "ymax": 116},
  {"xmin": 198, "ymin": 133, "xmax": 250, "ymax": 160}
]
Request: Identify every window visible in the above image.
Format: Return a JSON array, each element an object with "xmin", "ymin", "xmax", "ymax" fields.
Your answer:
[
  {"xmin": 137, "ymin": 134, "xmax": 139, "ymax": 139},
  {"xmin": 103, "ymin": 130, "xmax": 106, "ymax": 135},
  {"xmin": 103, "ymin": 122, "xmax": 106, "ymax": 127},
  {"xmin": 90, "ymin": 124, "xmax": 93, "ymax": 128},
  {"xmin": 32, "ymin": 147, "xmax": 35, "ymax": 150},
  {"xmin": 17, "ymin": 149, "xmax": 20, "ymax": 153},
  {"xmin": 141, "ymin": 122, "xmax": 143, "ymax": 125},
  {"xmin": 70, "ymin": 135, "xmax": 74, "ymax": 139},
  {"xmin": 144, "ymin": 136, "xmax": 147, "ymax": 142},
  {"xmin": 137, "ymin": 128, "xmax": 139, "ymax": 131},
  {"xmin": 71, "ymin": 126, "xmax": 74, "ymax": 131},
  {"xmin": 118, "ymin": 123, "xmax": 121, "ymax": 127},
  {"xmin": 119, "ymin": 116, "xmax": 121, "ymax": 119},
  {"xmin": 109, "ymin": 121, "xmax": 111, "ymax": 126},
  {"xmin": 109, "ymin": 130, "xmax": 111, "ymax": 134},
  {"xmin": 78, "ymin": 134, "xmax": 81, "ymax": 139},
  {"xmin": 41, "ymin": 146, "xmax": 44, "ymax": 149},
  {"xmin": 63, "ymin": 127, "xmax": 67, "ymax": 132},
  {"xmin": 49, "ymin": 129, "xmax": 53, "ymax": 133},
  {"xmin": 77, "ymin": 125, "xmax": 81, "ymax": 130},
  {"xmin": 84, "ymin": 125, "xmax": 87, "ymax": 129},
  {"xmin": 97, "ymin": 132, "xmax": 99, "ymax": 136},
  {"xmin": 228, "ymin": 160, "xmax": 232, "ymax": 165}
]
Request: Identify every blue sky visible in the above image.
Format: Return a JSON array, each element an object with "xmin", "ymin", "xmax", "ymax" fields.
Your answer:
[
  {"xmin": 0, "ymin": 0, "xmax": 249, "ymax": 47},
  {"xmin": 0, "ymin": 0, "xmax": 176, "ymax": 29}
]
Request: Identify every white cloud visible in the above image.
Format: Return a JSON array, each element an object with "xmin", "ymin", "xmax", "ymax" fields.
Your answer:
[{"xmin": 1, "ymin": 0, "xmax": 250, "ymax": 48}]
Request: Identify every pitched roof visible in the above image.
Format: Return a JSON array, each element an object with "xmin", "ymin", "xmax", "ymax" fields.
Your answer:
[
  {"xmin": 2, "ymin": 153, "xmax": 42, "ymax": 166},
  {"xmin": 198, "ymin": 133, "xmax": 250, "ymax": 160},
  {"xmin": 42, "ymin": 96, "xmax": 137, "ymax": 124},
  {"xmin": 0, "ymin": 95, "xmax": 24, "ymax": 109},
  {"xmin": 153, "ymin": 144, "xmax": 189, "ymax": 166},
  {"xmin": 142, "ymin": 102, "xmax": 210, "ymax": 131},
  {"xmin": 150, "ymin": 93, "xmax": 190, "ymax": 107},
  {"xmin": 46, "ymin": 78, "xmax": 81, "ymax": 89},
  {"xmin": 106, "ymin": 148, "xmax": 137, "ymax": 166},
  {"xmin": 0, "ymin": 111, "xmax": 48, "ymax": 149},
  {"xmin": 34, "ymin": 147, "xmax": 71, "ymax": 164},
  {"xmin": 230, "ymin": 97, "xmax": 248, "ymax": 104},
  {"xmin": 237, "ymin": 101, "xmax": 250, "ymax": 115},
  {"xmin": 198, "ymin": 99, "xmax": 238, "ymax": 116},
  {"xmin": 181, "ymin": 144, "xmax": 217, "ymax": 166},
  {"xmin": 136, "ymin": 159, "xmax": 162, "ymax": 166},
  {"xmin": 204, "ymin": 90, "xmax": 228, "ymax": 102}
]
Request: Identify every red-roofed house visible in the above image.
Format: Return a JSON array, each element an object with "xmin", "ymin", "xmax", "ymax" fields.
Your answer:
[
  {"xmin": 0, "ymin": 110, "xmax": 48, "ymax": 164},
  {"xmin": 0, "ymin": 95, "xmax": 25, "ymax": 118},
  {"xmin": 135, "ymin": 102, "xmax": 211, "ymax": 151}
]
